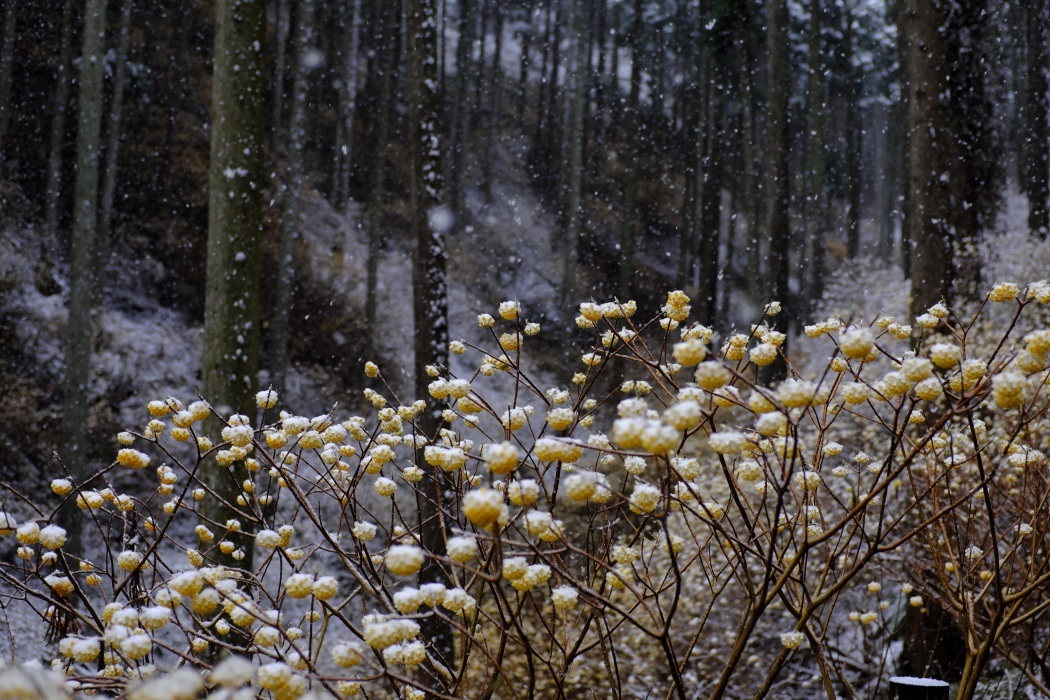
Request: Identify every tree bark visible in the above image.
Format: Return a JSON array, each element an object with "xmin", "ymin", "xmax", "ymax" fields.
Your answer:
[
  {"xmin": 365, "ymin": 0, "xmax": 397, "ymax": 362},
  {"xmin": 202, "ymin": 0, "xmax": 267, "ymax": 571},
  {"xmin": 43, "ymin": 0, "xmax": 76, "ymax": 250},
  {"xmin": 902, "ymin": 0, "xmax": 952, "ymax": 317},
  {"xmin": 560, "ymin": 0, "xmax": 586, "ymax": 316},
  {"xmin": 0, "ymin": 0, "xmax": 18, "ymax": 161},
  {"xmin": 804, "ymin": 0, "xmax": 826, "ymax": 314},
  {"xmin": 335, "ymin": 0, "xmax": 361, "ymax": 209},
  {"xmin": 271, "ymin": 0, "xmax": 314, "ymax": 396},
  {"xmin": 698, "ymin": 6, "xmax": 729, "ymax": 325},
  {"xmin": 59, "ymin": 0, "xmax": 107, "ymax": 551},
  {"xmin": 618, "ymin": 0, "xmax": 643, "ymax": 301},
  {"xmin": 762, "ymin": 0, "xmax": 790, "ymax": 375},
  {"xmin": 406, "ymin": 0, "xmax": 452, "ymax": 673},
  {"xmin": 1026, "ymin": 0, "xmax": 1049, "ymax": 238},
  {"xmin": 97, "ymin": 0, "xmax": 134, "ymax": 288},
  {"xmin": 844, "ymin": 3, "xmax": 861, "ymax": 259}
]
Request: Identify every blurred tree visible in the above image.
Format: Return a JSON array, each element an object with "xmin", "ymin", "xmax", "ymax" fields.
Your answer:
[
  {"xmin": 271, "ymin": 0, "xmax": 314, "ymax": 396},
  {"xmin": 619, "ymin": 0, "xmax": 643, "ymax": 300},
  {"xmin": 1026, "ymin": 0, "xmax": 1048, "ymax": 238},
  {"xmin": 97, "ymin": 0, "xmax": 134, "ymax": 281},
  {"xmin": 763, "ymin": 0, "xmax": 790, "ymax": 375}
]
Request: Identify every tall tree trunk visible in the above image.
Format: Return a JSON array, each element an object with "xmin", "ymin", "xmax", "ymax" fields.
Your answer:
[
  {"xmin": 448, "ymin": 0, "xmax": 476, "ymax": 217},
  {"xmin": 481, "ymin": 0, "xmax": 502, "ymax": 204},
  {"xmin": 335, "ymin": 0, "xmax": 361, "ymax": 208},
  {"xmin": 560, "ymin": 0, "xmax": 587, "ymax": 317},
  {"xmin": 0, "ymin": 0, "xmax": 17, "ymax": 161},
  {"xmin": 763, "ymin": 0, "xmax": 790, "ymax": 374},
  {"xmin": 895, "ymin": 0, "xmax": 911, "ymax": 279},
  {"xmin": 804, "ymin": 0, "xmax": 826, "ymax": 313},
  {"xmin": 406, "ymin": 0, "xmax": 452, "ymax": 673},
  {"xmin": 97, "ymin": 0, "xmax": 134, "ymax": 287},
  {"xmin": 42, "ymin": 0, "xmax": 76, "ymax": 271},
  {"xmin": 271, "ymin": 0, "xmax": 291, "ymax": 149},
  {"xmin": 902, "ymin": 0, "xmax": 952, "ymax": 317},
  {"xmin": 534, "ymin": 0, "xmax": 551, "ymax": 148},
  {"xmin": 698, "ymin": 8, "xmax": 729, "ymax": 325},
  {"xmin": 619, "ymin": 0, "xmax": 643, "ymax": 300},
  {"xmin": 271, "ymin": 0, "xmax": 314, "ymax": 395},
  {"xmin": 365, "ymin": 0, "xmax": 397, "ymax": 362},
  {"xmin": 1026, "ymin": 0, "xmax": 1049, "ymax": 238},
  {"xmin": 844, "ymin": 3, "xmax": 861, "ymax": 259},
  {"xmin": 202, "ymin": 0, "xmax": 267, "ymax": 571},
  {"xmin": 676, "ymin": 9, "xmax": 700, "ymax": 290},
  {"xmin": 60, "ymin": 0, "xmax": 108, "ymax": 550},
  {"xmin": 518, "ymin": 2, "xmax": 532, "ymax": 122},
  {"xmin": 739, "ymin": 0, "xmax": 762, "ymax": 304}
]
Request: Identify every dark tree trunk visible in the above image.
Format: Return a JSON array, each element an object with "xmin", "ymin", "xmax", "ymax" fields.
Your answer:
[
  {"xmin": 804, "ymin": 0, "xmax": 826, "ymax": 313},
  {"xmin": 201, "ymin": 0, "xmax": 267, "ymax": 571},
  {"xmin": 0, "ymin": 0, "xmax": 17, "ymax": 160},
  {"xmin": 365, "ymin": 0, "xmax": 397, "ymax": 361},
  {"xmin": 335, "ymin": 0, "xmax": 361, "ymax": 208},
  {"xmin": 60, "ymin": 0, "xmax": 108, "ymax": 550},
  {"xmin": 619, "ymin": 0, "xmax": 643, "ymax": 300},
  {"xmin": 698, "ymin": 6, "xmax": 730, "ymax": 325},
  {"xmin": 763, "ymin": 0, "xmax": 790, "ymax": 375},
  {"xmin": 271, "ymin": 0, "xmax": 314, "ymax": 395},
  {"xmin": 902, "ymin": 0, "xmax": 952, "ymax": 316},
  {"xmin": 560, "ymin": 0, "xmax": 586, "ymax": 315},
  {"xmin": 406, "ymin": 0, "xmax": 452, "ymax": 673},
  {"xmin": 844, "ymin": 3, "xmax": 861, "ymax": 258},
  {"xmin": 97, "ymin": 0, "xmax": 134, "ymax": 288},
  {"xmin": 1026, "ymin": 0, "xmax": 1049, "ymax": 238},
  {"xmin": 43, "ymin": 0, "xmax": 76, "ymax": 243}
]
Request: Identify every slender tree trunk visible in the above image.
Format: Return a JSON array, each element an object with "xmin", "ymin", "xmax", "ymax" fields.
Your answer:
[
  {"xmin": 698, "ymin": 9, "xmax": 730, "ymax": 325},
  {"xmin": 676, "ymin": 10, "xmax": 699, "ymax": 289},
  {"xmin": 739, "ymin": 1, "xmax": 762, "ymax": 304},
  {"xmin": 97, "ymin": 0, "xmax": 134, "ymax": 289},
  {"xmin": 560, "ymin": 0, "xmax": 586, "ymax": 317},
  {"xmin": 1026, "ymin": 0, "xmax": 1049, "ymax": 238},
  {"xmin": 542, "ymin": 0, "xmax": 563, "ymax": 179},
  {"xmin": 763, "ymin": 0, "xmax": 790, "ymax": 374},
  {"xmin": 365, "ymin": 0, "xmax": 396, "ymax": 362},
  {"xmin": 43, "ymin": 0, "xmax": 76, "ymax": 243},
  {"xmin": 592, "ymin": 0, "xmax": 607, "ymax": 168},
  {"xmin": 202, "ymin": 0, "xmax": 267, "ymax": 572},
  {"xmin": 0, "ymin": 0, "xmax": 17, "ymax": 161},
  {"xmin": 271, "ymin": 0, "xmax": 291, "ymax": 149},
  {"xmin": 805, "ymin": 0, "xmax": 826, "ymax": 312},
  {"xmin": 518, "ymin": 3, "xmax": 532, "ymax": 122},
  {"xmin": 896, "ymin": 0, "xmax": 911, "ymax": 279},
  {"xmin": 271, "ymin": 0, "xmax": 314, "ymax": 395},
  {"xmin": 448, "ymin": 0, "xmax": 476, "ymax": 216},
  {"xmin": 336, "ymin": 0, "xmax": 361, "ymax": 209},
  {"xmin": 406, "ymin": 0, "xmax": 452, "ymax": 673},
  {"xmin": 60, "ymin": 0, "xmax": 108, "ymax": 550},
  {"xmin": 844, "ymin": 3, "xmax": 861, "ymax": 258},
  {"xmin": 619, "ymin": 0, "xmax": 643, "ymax": 300},
  {"xmin": 481, "ymin": 0, "xmax": 502, "ymax": 204},
  {"xmin": 534, "ymin": 0, "xmax": 551, "ymax": 148}
]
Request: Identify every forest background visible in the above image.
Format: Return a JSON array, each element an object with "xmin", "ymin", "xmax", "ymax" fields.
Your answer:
[{"xmin": 2, "ymin": 0, "xmax": 1050, "ymax": 697}]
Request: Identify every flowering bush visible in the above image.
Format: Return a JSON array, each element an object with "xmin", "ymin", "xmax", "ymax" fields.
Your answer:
[{"xmin": 4, "ymin": 283, "xmax": 1050, "ymax": 699}]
